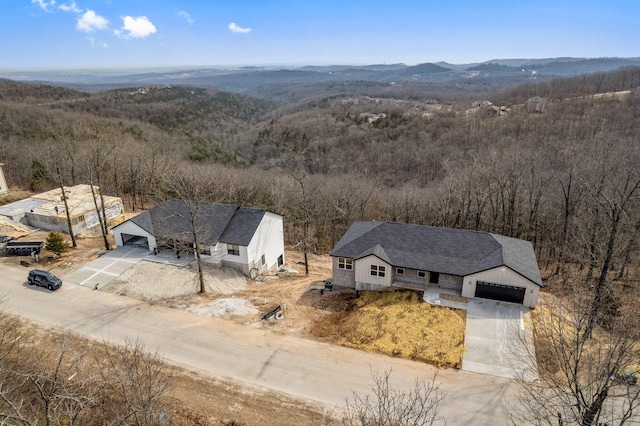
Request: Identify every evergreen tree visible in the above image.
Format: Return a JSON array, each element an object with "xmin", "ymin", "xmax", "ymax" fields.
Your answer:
[{"xmin": 44, "ymin": 232, "xmax": 71, "ymax": 256}]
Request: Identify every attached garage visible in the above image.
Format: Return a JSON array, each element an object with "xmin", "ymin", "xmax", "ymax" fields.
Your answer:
[
  {"xmin": 475, "ymin": 281, "xmax": 525, "ymax": 304},
  {"xmin": 120, "ymin": 233, "xmax": 150, "ymax": 249},
  {"xmin": 462, "ymin": 265, "xmax": 541, "ymax": 308},
  {"xmin": 111, "ymin": 220, "xmax": 157, "ymax": 253}
]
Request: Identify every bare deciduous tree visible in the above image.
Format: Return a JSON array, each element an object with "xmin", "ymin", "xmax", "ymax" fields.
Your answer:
[
  {"xmin": 343, "ymin": 369, "xmax": 446, "ymax": 426},
  {"xmin": 0, "ymin": 308, "xmax": 173, "ymax": 426},
  {"xmin": 510, "ymin": 289, "xmax": 640, "ymax": 426},
  {"xmin": 155, "ymin": 164, "xmax": 223, "ymax": 293},
  {"xmin": 97, "ymin": 339, "xmax": 172, "ymax": 425},
  {"xmin": 578, "ymin": 138, "xmax": 640, "ymax": 338}
]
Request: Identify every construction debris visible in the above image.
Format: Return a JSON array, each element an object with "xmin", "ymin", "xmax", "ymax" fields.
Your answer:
[{"xmin": 261, "ymin": 305, "xmax": 282, "ymax": 321}]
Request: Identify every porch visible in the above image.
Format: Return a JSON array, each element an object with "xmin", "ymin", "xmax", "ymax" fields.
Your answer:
[{"xmin": 391, "ymin": 280, "xmax": 427, "ymax": 292}]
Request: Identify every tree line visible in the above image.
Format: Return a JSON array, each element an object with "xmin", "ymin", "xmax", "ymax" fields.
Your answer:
[{"xmin": 1, "ymin": 74, "xmax": 639, "ymax": 287}]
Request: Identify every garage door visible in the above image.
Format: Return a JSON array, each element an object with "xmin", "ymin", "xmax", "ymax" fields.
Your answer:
[
  {"xmin": 475, "ymin": 281, "xmax": 525, "ymax": 304},
  {"xmin": 121, "ymin": 233, "xmax": 149, "ymax": 249}
]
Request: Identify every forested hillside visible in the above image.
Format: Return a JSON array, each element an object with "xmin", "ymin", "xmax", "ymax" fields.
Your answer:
[{"xmin": 1, "ymin": 67, "xmax": 640, "ymax": 293}]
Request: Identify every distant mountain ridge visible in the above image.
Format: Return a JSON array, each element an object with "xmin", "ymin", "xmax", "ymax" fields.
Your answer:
[{"xmin": 2, "ymin": 57, "xmax": 640, "ymax": 101}]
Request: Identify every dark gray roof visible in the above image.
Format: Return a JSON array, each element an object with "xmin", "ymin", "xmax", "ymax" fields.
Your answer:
[
  {"xmin": 330, "ymin": 221, "xmax": 542, "ymax": 286},
  {"xmin": 490, "ymin": 233, "xmax": 543, "ymax": 287},
  {"xmin": 219, "ymin": 207, "xmax": 266, "ymax": 246},
  {"xmin": 115, "ymin": 199, "xmax": 270, "ymax": 246}
]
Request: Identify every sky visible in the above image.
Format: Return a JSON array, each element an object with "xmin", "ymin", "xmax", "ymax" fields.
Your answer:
[{"xmin": 1, "ymin": 0, "xmax": 639, "ymax": 70}]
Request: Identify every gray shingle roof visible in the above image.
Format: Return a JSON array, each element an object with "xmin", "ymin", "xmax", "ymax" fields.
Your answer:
[
  {"xmin": 219, "ymin": 207, "xmax": 266, "ymax": 246},
  {"xmin": 330, "ymin": 221, "xmax": 542, "ymax": 286},
  {"xmin": 117, "ymin": 199, "xmax": 269, "ymax": 246}
]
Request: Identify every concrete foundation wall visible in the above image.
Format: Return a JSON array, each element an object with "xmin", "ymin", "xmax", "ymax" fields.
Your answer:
[
  {"xmin": 222, "ymin": 259, "xmax": 250, "ymax": 276},
  {"xmin": 356, "ymin": 282, "xmax": 388, "ymax": 291}
]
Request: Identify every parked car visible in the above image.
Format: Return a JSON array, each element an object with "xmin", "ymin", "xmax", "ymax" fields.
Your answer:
[{"xmin": 27, "ymin": 269, "xmax": 62, "ymax": 291}]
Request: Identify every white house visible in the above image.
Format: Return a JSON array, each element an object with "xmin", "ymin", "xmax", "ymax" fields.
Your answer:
[
  {"xmin": 330, "ymin": 221, "xmax": 542, "ymax": 308},
  {"xmin": 111, "ymin": 199, "xmax": 285, "ymax": 277}
]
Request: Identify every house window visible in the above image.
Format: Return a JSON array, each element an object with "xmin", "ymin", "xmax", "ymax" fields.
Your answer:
[
  {"xmin": 371, "ymin": 265, "xmax": 386, "ymax": 277},
  {"xmin": 261, "ymin": 254, "xmax": 266, "ymax": 266},
  {"xmin": 396, "ymin": 267, "xmax": 404, "ymax": 275},
  {"xmin": 338, "ymin": 257, "xmax": 353, "ymax": 270},
  {"xmin": 417, "ymin": 270, "xmax": 426, "ymax": 278},
  {"xmin": 227, "ymin": 244, "xmax": 240, "ymax": 256},
  {"xmin": 429, "ymin": 272, "xmax": 440, "ymax": 284}
]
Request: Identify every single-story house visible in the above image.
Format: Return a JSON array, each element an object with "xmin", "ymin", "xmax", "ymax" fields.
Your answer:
[
  {"xmin": 0, "ymin": 184, "xmax": 124, "ymax": 235},
  {"xmin": 330, "ymin": 221, "xmax": 542, "ymax": 307},
  {"xmin": 111, "ymin": 199, "xmax": 285, "ymax": 277}
]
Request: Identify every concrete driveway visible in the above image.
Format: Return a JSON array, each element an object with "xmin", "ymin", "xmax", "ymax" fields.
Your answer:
[
  {"xmin": 425, "ymin": 289, "xmax": 537, "ymax": 381},
  {"xmin": 63, "ymin": 246, "xmax": 149, "ymax": 289}
]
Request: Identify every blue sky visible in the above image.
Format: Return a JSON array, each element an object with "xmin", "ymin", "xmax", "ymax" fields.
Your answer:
[{"xmin": 2, "ymin": 0, "xmax": 638, "ymax": 69}]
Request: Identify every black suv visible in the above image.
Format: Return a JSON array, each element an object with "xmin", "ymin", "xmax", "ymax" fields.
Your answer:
[{"xmin": 27, "ymin": 269, "xmax": 62, "ymax": 291}]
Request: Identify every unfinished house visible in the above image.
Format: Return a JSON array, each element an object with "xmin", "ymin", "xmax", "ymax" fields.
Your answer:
[{"xmin": 0, "ymin": 184, "xmax": 125, "ymax": 235}]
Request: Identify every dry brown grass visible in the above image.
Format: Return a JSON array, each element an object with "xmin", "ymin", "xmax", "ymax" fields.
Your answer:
[{"xmin": 313, "ymin": 290, "xmax": 466, "ymax": 368}]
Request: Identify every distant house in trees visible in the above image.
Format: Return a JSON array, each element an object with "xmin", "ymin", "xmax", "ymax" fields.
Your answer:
[
  {"xmin": 471, "ymin": 100, "xmax": 493, "ymax": 108},
  {"xmin": 0, "ymin": 184, "xmax": 124, "ymax": 235},
  {"xmin": 330, "ymin": 222, "xmax": 542, "ymax": 308},
  {"xmin": 526, "ymin": 96, "xmax": 547, "ymax": 113},
  {"xmin": 111, "ymin": 199, "xmax": 285, "ymax": 277},
  {"xmin": 467, "ymin": 100, "xmax": 502, "ymax": 117}
]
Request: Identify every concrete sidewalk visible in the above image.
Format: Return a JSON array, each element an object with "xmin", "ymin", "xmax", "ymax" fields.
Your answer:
[{"xmin": 424, "ymin": 287, "xmax": 537, "ymax": 381}]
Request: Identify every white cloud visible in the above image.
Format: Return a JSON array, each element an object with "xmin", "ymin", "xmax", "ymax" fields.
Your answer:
[
  {"xmin": 228, "ymin": 22, "xmax": 251, "ymax": 34},
  {"xmin": 77, "ymin": 10, "xmax": 109, "ymax": 33},
  {"xmin": 115, "ymin": 16, "xmax": 157, "ymax": 39},
  {"xmin": 32, "ymin": 0, "xmax": 56, "ymax": 12},
  {"xmin": 86, "ymin": 36, "xmax": 109, "ymax": 49},
  {"xmin": 59, "ymin": 1, "xmax": 81, "ymax": 13},
  {"xmin": 178, "ymin": 10, "xmax": 194, "ymax": 24}
]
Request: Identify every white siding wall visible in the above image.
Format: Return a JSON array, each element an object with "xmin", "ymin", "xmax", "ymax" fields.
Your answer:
[
  {"xmin": 354, "ymin": 255, "xmax": 392, "ymax": 289},
  {"xmin": 462, "ymin": 266, "xmax": 540, "ymax": 308},
  {"xmin": 0, "ymin": 165, "xmax": 8, "ymax": 196},
  {"xmin": 112, "ymin": 221, "xmax": 157, "ymax": 251},
  {"xmin": 222, "ymin": 244, "xmax": 250, "ymax": 275},
  {"xmin": 246, "ymin": 212, "xmax": 285, "ymax": 272}
]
